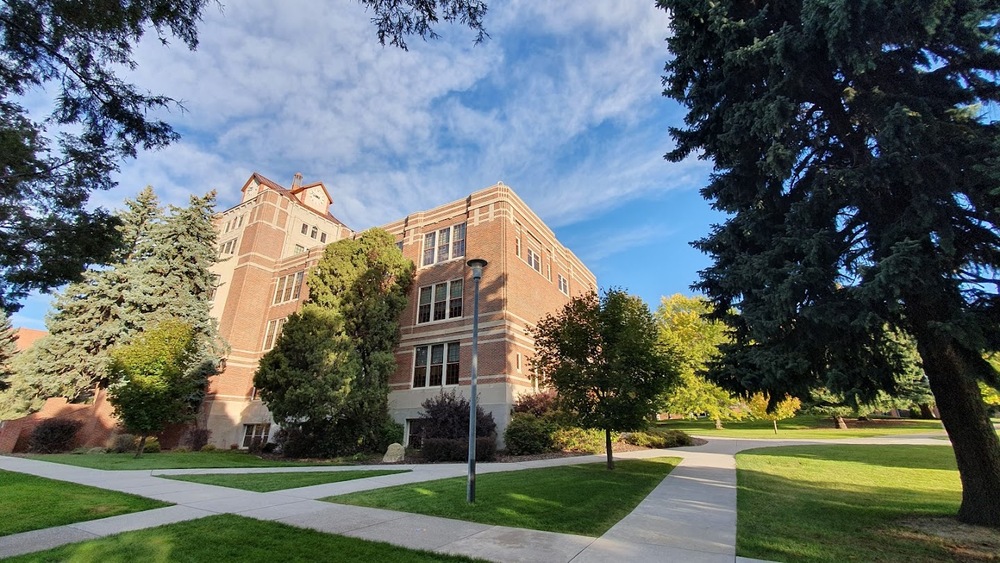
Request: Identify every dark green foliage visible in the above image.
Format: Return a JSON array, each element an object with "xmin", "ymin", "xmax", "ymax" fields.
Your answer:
[
  {"xmin": 378, "ymin": 419, "xmax": 405, "ymax": 448},
  {"xmin": 418, "ymin": 390, "xmax": 496, "ymax": 440},
  {"xmin": 503, "ymin": 415, "xmax": 556, "ymax": 455},
  {"xmin": 532, "ymin": 289, "xmax": 679, "ymax": 468},
  {"xmin": 107, "ymin": 321, "xmax": 208, "ymax": 456},
  {"xmin": 0, "ymin": 188, "xmax": 222, "ymax": 413},
  {"xmin": 421, "ymin": 436, "xmax": 496, "ymax": 462},
  {"xmin": 360, "ymin": 0, "xmax": 488, "ymax": 50},
  {"xmin": 28, "ymin": 419, "xmax": 82, "ymax": 453},
  {"xmin": 256, "ymin": 229, "xmax": 415, "ymax": 458},
  {"xmin": 661, "ymin": 0, "xmax": 1000, "ymax": 525},
  {"xmin": 0, "ymin": 1, "xmax": 209, "ymax": 311},
  {"xmin": 185, "ymin": 428, "xmax": 211, "ymax": 451}
]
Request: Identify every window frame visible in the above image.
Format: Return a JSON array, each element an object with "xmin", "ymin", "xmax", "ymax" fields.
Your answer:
[
  {"xmin": 262, "ymin": 317, "xmax": 287, "ymax": 351},
  {"xmin": 272, "ymin": 271, "xmax": 305, "ymax": 305},
  {"xmin": 242, "ymin": 423, "xmax": 271, "ymax": 448},
  {"xmin": 412, "ymin": 342, "xmax": 460, "ymax": 388},
  {"xmin": 416, "ymin": 279, "xmax": 463, "ymax": 324},
  {"xmin": 420, "ymin": 223, "xmax": 467, "ymax": 267}
]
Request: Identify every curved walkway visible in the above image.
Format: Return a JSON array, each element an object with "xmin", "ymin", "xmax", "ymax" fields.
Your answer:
[{"xmin": 0, "ymin": 434, "xmax": 949, "ymax": 562}]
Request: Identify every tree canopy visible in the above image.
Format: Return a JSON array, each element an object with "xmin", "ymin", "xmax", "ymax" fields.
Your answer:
[
  {"xmin": 661, "ymin": 0, "xmax": 1000, "ymax": 526},
  {"xmin": 255, "ymin": 228, "xmax": 413, "ymax": 456},
  {"xmin": 531, "ymin": 289, "xmax": 678, "ymax": 469},
  {"xmin": 0, "ymin": 187, "xmax": 222, "ymax": 414},
  {"xmin": 655, "ymin": 294, "xmax": 744, "ymax": 428},
  {"xmin": 107, "ymin": 320, "xmax": 208, "ymax": 456},
  {"xmin": 0, "ymin": 0, "xmax": 487, "ymax": 312}
]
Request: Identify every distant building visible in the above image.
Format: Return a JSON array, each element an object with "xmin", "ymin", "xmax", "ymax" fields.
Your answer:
[
  {"xmin": 13, "ymin": 328, "xmax": 46, "ymax": 352},
  {"xmin": 201, "ymin": 173, "xmax": 596, "ymax": 449}
]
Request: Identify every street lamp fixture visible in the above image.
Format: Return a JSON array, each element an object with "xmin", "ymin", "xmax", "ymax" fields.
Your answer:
[{"xmin": 466, "ymin": 258, "xmax": 487, "ymax": 504}]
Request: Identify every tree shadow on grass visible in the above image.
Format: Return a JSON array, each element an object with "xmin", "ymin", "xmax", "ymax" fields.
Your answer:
[{"xmin": 739, "ymin": 444, "xmax": 958, "ymax": 470}]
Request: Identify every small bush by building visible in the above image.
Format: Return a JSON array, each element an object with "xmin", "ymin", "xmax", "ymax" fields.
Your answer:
[
  {"xmin": 504, "ymin": 415, "xmax": 556, "ymax": 455},
  {"xmin": 28, "ymin": 419, "xmax": 83, "ymax": 453}
]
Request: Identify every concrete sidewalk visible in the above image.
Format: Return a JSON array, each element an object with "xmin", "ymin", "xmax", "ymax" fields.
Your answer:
[{"xmin": 0, "ymin": 434, "xmax": 949, "ymax": 561}]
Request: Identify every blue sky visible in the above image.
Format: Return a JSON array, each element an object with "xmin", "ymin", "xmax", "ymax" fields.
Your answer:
[{"xmin": 13, "ymin": 0, "xmax": 723, "ymax": 330}]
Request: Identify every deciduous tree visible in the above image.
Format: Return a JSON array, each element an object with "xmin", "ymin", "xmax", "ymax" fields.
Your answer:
[
  {"xmin": 661, "ymin": 0, "xmax": 1000, "ymax": 525},
  {"xmin": 107, "ymin": 320, "xmax": 209, "ymax": 456},
  {"xmin": 656, "ymin": 294, "xmax": 744, "ymax": 428},
  {"xmin": 746, "ymin": 392, "xmax": 802, "ymax": 434},
  {"xmin": 532, "ymin": 289, "xmax": 678, "ymax": 469}
]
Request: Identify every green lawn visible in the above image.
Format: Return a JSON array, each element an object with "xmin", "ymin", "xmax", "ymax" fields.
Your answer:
[
  {"xmin": 659, "ymin": 414, "xmax": 944, "ymax": 439},
  {"xmin": 1, "ymin": 470, "xmax": 170, "ymax": 537},
  {"xmin": 161, "ymin": 469, "xmax": 410, "ymax": 492},
  {"xmin": 736, "ymin": 444, "xmax": 994, "ymax": 562},
  {"xmin": 4, "ymin": 514, "xmax": 484, "ymax": 563},
  {"xmin": 24, "ymin": 450, "xmax": 340, "ymax": 470},
  {"xmin": 326, "ymin": 457, "xmax": 679, "ymax": 536}
]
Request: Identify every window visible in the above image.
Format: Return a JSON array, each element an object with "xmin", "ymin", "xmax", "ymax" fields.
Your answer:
[
  {"xmin": 396, "ymin": 241, "xmax": 404, "ymax": 252},
  {"xmin": 407, "ymin": 418, "xmax": 427, "ymax": 448},
  {"xmin": 412, "ymin": 342, "xmax": 460, "ymax": 388},
  {"xmin": 272, "ymin": 271, "xmax": 305, "ymax": 305},
  {"xmin": 526, "ymin": 248, "xmax": 541, "ymax": 272},
  {"xmin": 219, "ymin": 238, "xmax": 238, "ymax": 256},
  {"xmin": 558, "ymin": 274, "xmax": 569, "ymax": 295},
  {"xmin": 242, "ymin": 423, "xmax": 270, "ymax": 448},
  {"xmin": 293, "ymin": 244, "xmax": 306, "ymax": 255},
  {"xmin": 516, "ymin": 353, "xmax": 522, "ymax": 372},
  {"xmin": 262, "ymin": 318, "xmax": 287, "ymax": 351},
  {"xmin": 421, "ymin": 223, "xmax": 466, "ymax": 266},
  {"xmin": 320, "ymin": 232, "xmax": 327, "ymax": 243},
  {"xmin": 310, "ymin": 226, "xmax": 318, "ymax": 239},
  {"xmin": 422, "ymin": 232, "xmax": 436, "ymax": 266},
  {"xmin": 417, "ymin": 279, "xmax": 462, "ymax": 323},
  {"xmin": 301, "ymin": 223, "xmax": 309, "ymax": 235}
]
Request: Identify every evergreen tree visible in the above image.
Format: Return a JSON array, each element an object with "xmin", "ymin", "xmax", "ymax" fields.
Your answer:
[
  {"xmin": 0, "ymin": 0, "xmax": 488, "ymax": 311},
  {"xmin": 0, "ymin": 309, "xmax": 17, "ymax": 390},
  {"xmin": 661, "ymin": 0, "xmax": 1000, "ymax": 526},
  {"xmin": 255, "ymin": 228, "xmax": 413, "ymax": 456},
  {"xmin": 2, "ymin": 187, "xmax": 222, "ymax": 410}
]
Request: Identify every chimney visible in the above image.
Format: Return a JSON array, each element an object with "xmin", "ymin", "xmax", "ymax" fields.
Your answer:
[{"xmin": 291, "ymin": 172, "xmax": 303, "ymax": 190}]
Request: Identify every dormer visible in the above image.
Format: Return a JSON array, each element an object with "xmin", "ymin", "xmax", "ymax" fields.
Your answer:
[{"xmin": 289, "ymin": 172, "xmax": 334, "ymax": 215}]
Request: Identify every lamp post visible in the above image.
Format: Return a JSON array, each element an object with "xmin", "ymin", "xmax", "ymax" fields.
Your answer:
[{"xmin": 466, "ymin": 258, "xmax": 487, "ymax": 504}]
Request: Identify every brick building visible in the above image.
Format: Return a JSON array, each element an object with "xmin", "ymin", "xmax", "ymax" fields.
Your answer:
[{"xmin": 202, "ymin": 173, "xmax": 596, "ymax": 449}]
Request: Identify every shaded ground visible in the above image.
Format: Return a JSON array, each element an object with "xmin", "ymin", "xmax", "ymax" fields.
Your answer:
[{"xmin": 892, "ymin": 518, "xmax": 1000, "ymax": 562}]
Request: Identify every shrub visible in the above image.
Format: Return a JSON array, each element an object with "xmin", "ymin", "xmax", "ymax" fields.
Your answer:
[
  {"xmin": 419, "ymin": 391, "xmax": 496, "ymax": 441},
  {"xmin": 110, "ymin": 433, "xmax": 136, "ymax": 453},
  {"xmin": 512, "ymin": 390, "xmax": 558, "ymax": 417},
  {"xmin": 248, "ymin": 436, "xmax": 265, "ymax": 454},
  {"xmin": 621, "ymin": 430, "xmax": 693, "ymax": 449},
  {"xmin": 142, "ymin": 437, "xmax": 161, "ymax": 453},
  {"xmin": 173, "ymin": 446, "xmax": 191, "ymax": 453},
  {"xmin": 377, "ymin": 419, "xmax": 404, "ymax": 450},
  {"xmin": 552, "ymin": 427, "xmax": 617, "ymax": 454},
  {"xmin": 421, "ymin": 436, "xmax": 497, "ymax": 462},
  {"xmin": 186, "ymin": 428, "xmax": 211, "ymax": 452},
  {"xmin": 201, "ymin": 444, "xmax": 217, "ymax": 452},
  {"xmin": 504, "ymin": 415, "xmax": 555, "ymax": 455},
  {"xmin": 28, "ymin": 419, "xmax": 82, "ymax": 453}
]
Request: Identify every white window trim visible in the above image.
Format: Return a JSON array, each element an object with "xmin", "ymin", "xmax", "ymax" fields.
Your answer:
[
  {"xmin": 262, "ymin": 317, "xmax": 287, "ymax": 351},
  {"xmin": 272, "ymin": 271, "xmax": 305, "ymax": 305},
  {"xmin": 416, "ymin": 279, "xmax": 464, "ymax": 324},
  {"xmin": 420, "ymin": 223, "xmax": 467, "ymax": 267},
  {"xmin": 411, "ymin": 342, "xmax": 461, "ymax": 388}
]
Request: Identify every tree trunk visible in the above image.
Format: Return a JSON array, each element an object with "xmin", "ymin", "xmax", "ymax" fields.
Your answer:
[
  {"xmin": 135, "ymin": 434, "xmax": 147, "ymax": 458},
  {"xmin": 605, "ymin": 428, "xmax": 614, "ymax": 470},
  {"xmin": 919, "ymin": 403, "xmax": 937, "ymax": 419},
  {"xmin": 714, "ymin": 417, "xmax": 723, "ymax": 430},
  {"xmin": 913, "ymin": 328, "xmax": 1000, "ymax": 527},
  {"xmin": 772, "ymin": 420, "xmax": 778, "ymax": 434},
  {"xmin": 835, "ymin": 416, "xmax": 848, "ymax": 430}
]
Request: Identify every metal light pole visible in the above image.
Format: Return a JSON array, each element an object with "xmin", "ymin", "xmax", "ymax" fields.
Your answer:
[{"xmin": 466, "ymin": 258, "xmax": 487, "ymax": 504}]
